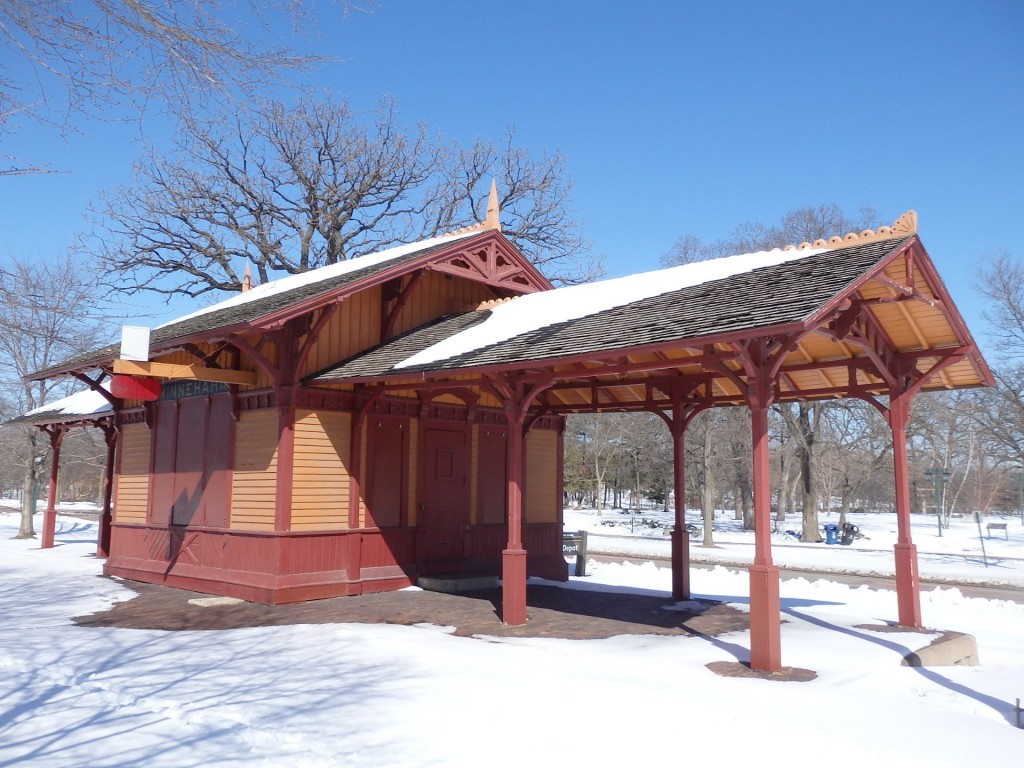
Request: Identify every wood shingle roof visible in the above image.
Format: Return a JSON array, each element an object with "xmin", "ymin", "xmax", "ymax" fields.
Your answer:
[{"xmin": 309, "ymin": 237, "xmax": 911, "ymax": 381}]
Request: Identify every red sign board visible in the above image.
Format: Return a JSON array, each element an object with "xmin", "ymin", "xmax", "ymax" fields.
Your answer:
[{"xmin": 110, "ymin": 374, "xmax": 162, "ymax": 401}]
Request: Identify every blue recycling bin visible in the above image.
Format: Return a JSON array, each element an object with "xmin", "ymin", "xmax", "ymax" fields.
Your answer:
[{"xmin": 824, "ymin": 524, "xmax": 839, "ymax": 545}]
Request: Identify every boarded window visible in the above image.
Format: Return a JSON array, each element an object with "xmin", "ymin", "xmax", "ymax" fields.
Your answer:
[
  {"xmin": 478, "ymin": 427, "xmax": 507, "ymax": 525},
  {"xmin": 367, "ymin": 416, "xmax": 407, "ymax": 528}
]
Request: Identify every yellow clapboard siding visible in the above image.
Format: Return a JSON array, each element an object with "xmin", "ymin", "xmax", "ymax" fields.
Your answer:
[
  {"xmin": 290, "ymin": 409, "xmax": 351, "ymax": 529},
  {"xmin": 231, "ymin": 409, "xmax": 278, "ymax": 530}
]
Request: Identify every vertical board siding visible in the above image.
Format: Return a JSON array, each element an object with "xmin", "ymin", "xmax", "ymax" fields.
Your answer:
[
  {"xmin": 291, "ymin": 410, "xmax": 352, "ymax": 530},
  {"xmin": 525, "ymin": 429, "xmax": 558, "ymax": 523},
  {"xmin": 392, "ymin": 273, "xmax": 495, "ymax": 338},
  {"xmin": 301, "ymin": 290, "xmax": 382, "ymax": 379},
  {"xmin": 114, "ymin": 423, "xmax": 151, "ymax": 523},
  {"xmin": 231, "ymin": 409, "xmax": 279, "ymax": 530}
]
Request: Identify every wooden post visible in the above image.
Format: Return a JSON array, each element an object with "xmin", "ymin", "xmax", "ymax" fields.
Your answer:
[
  {"xmin": 749, "ymin": 393, "xmax": 781, "ymax": 671},
  {"xmin": 96, "ymin": 422, "xmax": 117, "ymax": 558},
  {"xmin": 503, "ymin": 403, "xmax": 528, "ymax": 625},
  {"xmin": 491, "ymin": 375, "xmax": 552, "ymax": 626},
  {"xmin": 670, "ymin": 416, "xmax": 689, "ymax": 600},
  {"xmin": 889, "ymin": 390, "xmax": 922, "ymax": 627},
  {"xmin": 274, "ymin": 322, "xmax": 300, "ymax": 533},
  {"xmin": 40, "ymin": 426, "xmax": 66, "ymax": 549}
]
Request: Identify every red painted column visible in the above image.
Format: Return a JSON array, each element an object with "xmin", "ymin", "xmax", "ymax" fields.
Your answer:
[
  {"xmin": 749, "ymin": 393, "xmax": 781, "ymax": 671},
  {"xmin": 346, "ymin": 410, "xmax": 364, "ymax": 592},
  {"xmin": 670, "ymin": 419, "xmax": 690, "ymax": 600},
  {"xmin": 274, "ymin": 323, "xmax": 300, "ymax": 534},
  {"xmin": 889, "ymin": 391, "xmax": 922, "ymax": 628},
  {"xmin": 275, "ymin": 387, "xmax": 296, "ymax": 532},
  {"xmin": 503, "ymin": 407, "xmax": 528, "ymax": 625},
  {"xmin": 40, "ymin": 428, "xmax": 66, "ymax": 549},
  {"xmin": 96, "ymin": 424, "xmax": 117, "ymax": 559}
]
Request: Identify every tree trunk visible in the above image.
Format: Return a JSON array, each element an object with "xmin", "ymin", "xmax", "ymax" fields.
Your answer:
[
  {"xmin": 797, "ymin": 404, "xmax": 820, "ymax": 542},
  {"xmin": 16, "ymin": 465, "xmax": 36, "ymax": 539},
  {"xmin": 776, "ymin": 451, "xmax": 791, "ymax": 523},
  {"xmin": 741, "ymin": 476, "xmax": 754, "ymax": 530},
  {"xmin": 701, "ymin": 423, "xmax": 715, "ymax": 547},
  {"xmin": 633, "ymin": 457, "xmax": 642, "ymax": 512}
]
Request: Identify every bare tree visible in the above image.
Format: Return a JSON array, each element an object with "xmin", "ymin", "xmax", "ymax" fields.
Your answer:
[
  {"xmin": 817, "ymin": 401, "xmax": 892, "ymax": 526},
  {"xmin": 0, "ymin": 1, "xmax": 373, "ymax": 174},
  {"xmin": 691, "ymin": 410, "xmax": 718, "ymax": 547},
  {"xmin": 0, "ymin": 256, "xmax": 107, "ymax": 537},
  {"xmin": 665, "ymin": 204, "xmax": 883, "ymax": 541},
  {"xmin": 976, "ymin": 250, "xmax": 1024, "ymax": 360},
  {"xmin": 84, "ymin": 97, "xmax": 598, "ymax": 296}
]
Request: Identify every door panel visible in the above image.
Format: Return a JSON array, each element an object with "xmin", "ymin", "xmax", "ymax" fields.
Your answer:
[
  {"xmin": 420, "ymin": 427, "xmax": 469, "ymax": 562},
  {"xmin": 149, "ymin": 402, "xmax": 178, "ymax": 526},
  {"xmin": 171, "ymin": 398, "xmax": 207, "ymax": 525}
]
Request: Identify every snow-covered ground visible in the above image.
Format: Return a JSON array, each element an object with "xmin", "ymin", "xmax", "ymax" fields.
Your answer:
[
  {"xmin": 1, "ymin": 507, "xmax": 1021, "ymax": 767},
  {"xmin": 565, "ymin": 506, "xmax": 1024, "ymax": 588}
]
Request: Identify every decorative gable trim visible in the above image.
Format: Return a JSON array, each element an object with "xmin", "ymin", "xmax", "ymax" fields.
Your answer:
[{"xmin": 427, "ymin": 234, "xmax": 551, "ymax": 293}]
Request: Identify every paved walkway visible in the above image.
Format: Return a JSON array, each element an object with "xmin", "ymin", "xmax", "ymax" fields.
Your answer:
[{"xmin": 75, "ymin": 579, "xmax": 750, "ymax": 640}]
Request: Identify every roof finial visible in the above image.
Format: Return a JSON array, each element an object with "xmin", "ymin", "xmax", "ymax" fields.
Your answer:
[
  {"xmin": 439, "ymin": 180, "xmax": 503, "ymax": 237},
  {"xmin": 241, "ymin": 263, "xmax": 253, "ymax": 292},
  {"xmin": 485, "ymin": 178, "xmax": 501, "ymax": 232}
]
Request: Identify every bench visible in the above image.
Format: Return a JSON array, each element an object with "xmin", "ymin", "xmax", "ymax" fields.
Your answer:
[{"xmin": 986, "ymin": 522, "xmax": 1008, "ymax": 540}]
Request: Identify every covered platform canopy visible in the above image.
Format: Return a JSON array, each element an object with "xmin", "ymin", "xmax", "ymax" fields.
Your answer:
[{"xmin": 304, "ymin": 211, "xmax": 991, "ymax": 670}]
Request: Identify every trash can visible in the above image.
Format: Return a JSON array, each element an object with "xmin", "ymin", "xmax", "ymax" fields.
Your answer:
[
  {"xmin": 840, "ymin": 523, "xmax": 858, "ymax": 546},
  {"xmin": 824, "ymin": 524, "xmax": 839, "ymax": 545}
]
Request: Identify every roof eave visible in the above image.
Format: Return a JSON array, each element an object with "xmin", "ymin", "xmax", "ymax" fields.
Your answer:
[{"xmin": 308, "ymin": 319, "xmax": 813, "ymax": 387}]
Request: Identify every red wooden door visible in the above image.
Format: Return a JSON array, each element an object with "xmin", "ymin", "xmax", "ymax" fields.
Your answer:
[{"xmin": 420, "ymin": 426, "xmax": 469, "ymax": 562}]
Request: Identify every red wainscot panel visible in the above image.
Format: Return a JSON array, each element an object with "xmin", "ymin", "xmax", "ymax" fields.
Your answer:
[
  {"xmin": 524, "ymin": 523, "xmax": 569, "ymax": 581},
  {"xmin": 103, "ymin": 524, "xmax": 352, "ymax": 604},
  {"xmin": 352, "ymin": 528, "xmax": 418, "ymax": 593},
  {"xmin": 461, "ymin": 522, "xmax": 569, "ymax": 581}
]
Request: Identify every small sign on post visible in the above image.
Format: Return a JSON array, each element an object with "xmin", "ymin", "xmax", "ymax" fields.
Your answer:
[{"xmin": 562, "ymin": 531, "xmax": 588, "ymax": 577}]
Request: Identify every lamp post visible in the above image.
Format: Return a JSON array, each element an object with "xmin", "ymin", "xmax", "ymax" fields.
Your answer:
[{"xmin": 924, "ymin": 467, "xmax": 951, "ymax": 537}]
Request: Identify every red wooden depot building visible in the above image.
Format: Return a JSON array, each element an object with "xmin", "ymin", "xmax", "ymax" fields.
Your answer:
[{"xmin": 24, "ymin": 194, "xmax": 991, "ymax": 673}]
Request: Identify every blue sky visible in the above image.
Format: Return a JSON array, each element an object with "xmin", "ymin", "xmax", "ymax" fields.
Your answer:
[{"xmin": 2, "ymin": 0, "xmax": 1022, "ymax": 358}]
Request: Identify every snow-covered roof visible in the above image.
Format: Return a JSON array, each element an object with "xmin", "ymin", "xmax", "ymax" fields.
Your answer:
[
  {"xmin": 313, "ymin": 238, "xmax": 919, "ymax": 383},
  {"xmin": 396, "ymin": 244, "xmax": 830, "ymax": 370},
  {"xmin": 159, "ymin": 231, "xmax": 481, "ymax": 330},
  {"xmin": 31, "ymin": 230, "xmax": 485, "ymax": 379},
  {"xmin": 13, "ymin": 386, "xmax": 113, "ymax": 425}
]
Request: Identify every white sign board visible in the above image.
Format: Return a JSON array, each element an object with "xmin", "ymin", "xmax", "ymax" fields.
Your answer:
[{"xmin": 119, "ymin": 326, "xmax": 151, "ymax": 361}]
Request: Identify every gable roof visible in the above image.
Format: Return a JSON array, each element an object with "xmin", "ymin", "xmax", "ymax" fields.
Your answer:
[
  {"xmin": 311, "ymin": 238, "xmax": 898, "ymax": 379},
  {"xmin": 30, "ymin": 229, "xmax": 549, "ymax": 380}
]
